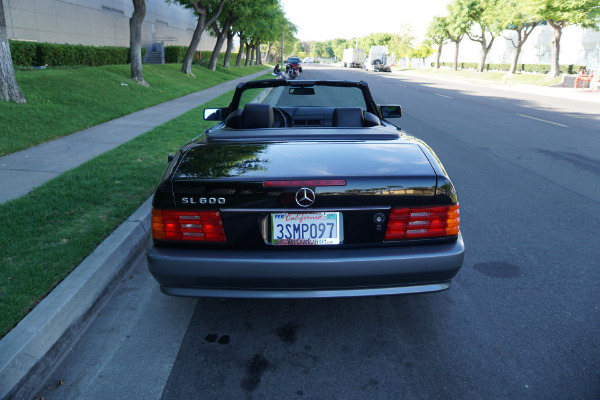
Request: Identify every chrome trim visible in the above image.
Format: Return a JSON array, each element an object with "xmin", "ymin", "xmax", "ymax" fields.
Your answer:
[{"xmin": 161, "ymin": 283, "xmax": 451, "ymax": 299}]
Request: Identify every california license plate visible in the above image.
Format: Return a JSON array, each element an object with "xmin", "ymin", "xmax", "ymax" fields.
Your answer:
[{"xmin": 271, "ymin": 212, "xmax": 340, "ymax": 245}]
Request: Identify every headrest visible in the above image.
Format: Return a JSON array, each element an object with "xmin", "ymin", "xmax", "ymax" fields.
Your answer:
[
  {"xmin": 363, "ymin": 111, "xmax": 381, "ymax": 127},
  {"xmin": 332, "ymin": 107, "xmax": 364, "ymax": 127},
  {"xmin": 242, "ymin": 103, "xmax": 274, "ymax": 129}
]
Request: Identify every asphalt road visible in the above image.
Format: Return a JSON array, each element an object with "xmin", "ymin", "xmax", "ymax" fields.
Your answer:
[{"xmin": 38, "ymin": 64, "xmax": 600, "ymax": 400}]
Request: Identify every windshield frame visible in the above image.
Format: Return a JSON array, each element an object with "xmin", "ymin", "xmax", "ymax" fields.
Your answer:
[{"xmin": 227, "ymin": 80, "xmax": 381, "ymax": 118}]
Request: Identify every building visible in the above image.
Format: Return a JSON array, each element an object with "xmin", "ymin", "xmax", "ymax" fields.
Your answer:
[
  {"xmin": 445, "ymin": 25, "xmax": 600, "ymax": 70},
  {"xmin": 434, "ymin": 24, "xmax": 600, "ymax": 72},
  {"xmin": 2, "ymin": 0, "xmax": 217, "ymax": 62}
]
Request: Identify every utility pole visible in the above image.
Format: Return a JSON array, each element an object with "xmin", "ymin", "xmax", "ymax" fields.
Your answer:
[{"xmin": 280, "ymin": 2, "xmax": 284, "ymax": 65}]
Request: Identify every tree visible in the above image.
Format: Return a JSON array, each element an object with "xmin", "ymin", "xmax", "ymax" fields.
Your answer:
[
  {"xmin": 461, "ymin": 0, "xmax": 507, "ymax": 72},
  {"xmin": 169, "ymin": 0, "xmax": 227, "ymax": 75},
  {"xmin": 208, "ymin": 13, "xmax": 234, "ymax": 70},
  {"xmin": 312, "ymin": 42, "xmax": 326, "ymax": 58},
  {"xmin": 230, "ymin": 0, "xmax": 290, "ymax": 66},
  {"xmin": 426, "ymin": 16, "xmax": 450, "ymax": 68},
  {"xmin": 533, "ymin": 0, "xmax": 600, "ymax": 77},
  {"xmin": 502, "ymin": 0, "xmax": 539, "ymax": 74},
  {"xmin": 361, "ymin": 32, "xmax": 393, "ymax": 48},
  {"xmin": 293, "ymin": 40, "xmax": 304, "ymax": 55},
  {"xmin": 222, "ymin": 28, "xmax": 235, "ymax": 67},
  {"xmin": 129, "ymin": 0, "xmax": 149, "ymax": 86},
  {"xmin": 388, "ymin": 25, "xmax": 416, "ymax": 59},
  {"xmin": 235, "ymin": 33, "xmax": 245, "ymax": 67},
  {"xmin": 412, "ymin": 41, "xmax": 436, "ymax": 65},
  {"xmin": 0, "ymin": 2, "xmax": 25, "ymax": 103},
  {"xmin": 445, "ymin": 1, "xmax": 470, "ymax": 71},
  {"xmin": 329, "ymin": 38, "xmax": 352, "ymax": 60}
]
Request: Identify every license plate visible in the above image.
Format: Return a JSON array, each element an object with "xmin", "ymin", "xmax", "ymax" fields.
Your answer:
[{"xmin": 271, "ymin": 212, "xmax": 340, "ymax": 245}]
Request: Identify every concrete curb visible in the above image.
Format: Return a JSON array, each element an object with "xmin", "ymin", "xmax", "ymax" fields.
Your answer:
[{"xmin": 0, "ymin": 198, "xmax": 152, "ymax": 400}]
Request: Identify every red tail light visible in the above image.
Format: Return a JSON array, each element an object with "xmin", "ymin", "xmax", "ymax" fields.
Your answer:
[
  {"xmin": 384, "ymin": 204, "xmax": 460, "ymax": 240},
  {"xmin": 151, "ymin": 209, "xmax": 226, "ymax": 242}
]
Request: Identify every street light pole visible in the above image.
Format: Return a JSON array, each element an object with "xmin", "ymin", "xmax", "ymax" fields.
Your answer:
[{"xmin": 280, "ymin": 2, "xmax": 284, "ymax": 65}]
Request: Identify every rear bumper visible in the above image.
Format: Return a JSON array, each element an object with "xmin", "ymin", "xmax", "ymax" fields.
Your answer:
[{"xmin": 147, "ymin": 234, "xmax": 464, "ymax": 299}]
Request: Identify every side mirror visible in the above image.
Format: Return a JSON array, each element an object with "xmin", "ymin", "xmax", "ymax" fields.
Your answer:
[
  {"xmin": 204, "ymin": 108, "xmax": 224, "ymax": 121},
  {"xmin": 380, "ymin": 105, "xmax": 402, "ymax": 119}
]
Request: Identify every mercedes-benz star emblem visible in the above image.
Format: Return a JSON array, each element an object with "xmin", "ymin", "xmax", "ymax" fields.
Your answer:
[{"xmin": 295, "ymin": 187, "xmax": 316, "ymax": 207}]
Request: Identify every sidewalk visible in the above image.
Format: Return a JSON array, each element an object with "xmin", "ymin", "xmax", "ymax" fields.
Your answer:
[
  {"xmin": 0, "ymin": 70, "xmax": 269, "ymax": 204},
  {"xmin": 395, "ymin": 69, "xmax": 600, "ymax": 104},
  {"xmin": 0, "ymin": 69, "xmax": 269, "ymax": 400}
]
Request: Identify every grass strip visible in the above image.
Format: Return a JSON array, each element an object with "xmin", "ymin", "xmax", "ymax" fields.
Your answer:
[
  {"xmin": 401, "ymin": 67, "xmax": 562, "ymax": 86},
  {"xmin": 0, "ymin": 70, "xmax": 274, "ymax": 338},
  {"xmin": 0, "ymin": 63, "xmax": 269, "ymax": 156}
]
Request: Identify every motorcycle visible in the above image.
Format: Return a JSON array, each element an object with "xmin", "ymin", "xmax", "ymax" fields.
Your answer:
[{"xmin": 286, "ymin": 63, "xmax": 301, "ymax": 80}]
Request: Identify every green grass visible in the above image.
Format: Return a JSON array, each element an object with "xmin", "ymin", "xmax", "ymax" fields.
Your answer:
[
  {"xmin": 401, "ymin": 67, "xmax": 562, "ymax": 86},
  {"xmin": 0, "ymin": 67, "xmax": 273, "ymax": 338},
  {"xmin": 0, "ymin": 63, "xmax": 269, "ymax": 156}
]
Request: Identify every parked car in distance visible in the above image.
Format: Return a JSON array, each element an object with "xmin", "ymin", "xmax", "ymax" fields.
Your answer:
[
  {"xmin": 303, "ymin": 57, "xmax": 314, "ymax": 63},
  {"xmin": 147, "ymin": 79, "xmax": 464, "ymax": 299}
]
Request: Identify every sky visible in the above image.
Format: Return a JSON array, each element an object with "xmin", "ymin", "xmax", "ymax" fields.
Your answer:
[{"xmin": 280, "ymin": 0, "xmax": 452, "ymax": 42}]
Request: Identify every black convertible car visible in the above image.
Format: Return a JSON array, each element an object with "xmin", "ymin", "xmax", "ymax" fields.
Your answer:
[{"xmin": 147, "ymin": 79, "xmax": 464, "ymax": 298}]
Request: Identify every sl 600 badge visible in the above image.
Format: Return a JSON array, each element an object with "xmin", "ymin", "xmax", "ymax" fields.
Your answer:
[{"xmin": 181, "ymin": 197, "xmax": 226, "ymax": 205}]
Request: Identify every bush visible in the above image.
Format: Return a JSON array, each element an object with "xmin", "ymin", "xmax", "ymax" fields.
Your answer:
[
  {"xmin": 164, "ymin": 46, "xmax": 189, "ymax": 63},
  {"xmin": 8, "ymin": 40, "xmax": 39, "ymax": 66},
  {"xmin": 165, "ymin": 46, "xmax": 239, "ymax": 65},
  {"xmin": 9, "ymin": 41, "xmax": 145, "ymax": 67}
]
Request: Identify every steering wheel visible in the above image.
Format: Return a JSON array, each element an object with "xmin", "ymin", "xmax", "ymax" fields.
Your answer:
[{"xmin": 273, "ymin": 107, "xmax": 293, "ymax": 128}]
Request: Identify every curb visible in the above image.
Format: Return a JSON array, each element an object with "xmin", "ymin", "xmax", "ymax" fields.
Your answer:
[{"xmin": 0, "ymin": 198, "xmax": 152, "ymax": 400}]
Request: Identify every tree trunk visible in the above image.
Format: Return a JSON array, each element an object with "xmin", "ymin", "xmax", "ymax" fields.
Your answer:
[
  {"xmin": 208, "ymin": 17, "xmax": 231, "ymax": 71},
  {"xmin": 548, "ymin": 20, "xmax": 563, "ymax": 78},
  {"xmin": 181, "ymin": 0, "xmax": 227, "ymax": 75},
  {"xmin": 477, "ymin": 36, "xmax": 494, "ymax": 73},
  {"xmin": 435, "ymin": 44, "xmax": 442, "ymax": 68},
  {"xmin": 510, "ymin": 43, "xmax": 523, "ymax": 74},
  {"xmin": 129, "ymin": 0, "xmax": 148, "ymax": 86},
  {"xmin": 235, "ymin": 35, "xmax": 244, "ymax": 67},
  {"xmin": 477, "ymin": 48, "xmax": 488, "ymax": 72},
  {"xmin": 244, "ymin": 42, "xmax": 251, "ymax": 66},
  {"xmin": 256, "ymin": 41, "xmax": 262, "ymax": 65},
  {"xmin": 453, "ymin": 40, "xmax": 460, "ymax": 71},
  {"xmin": 265, "ymin": 42, "xmax": 272, "ymax": 63},
  {"xmin": 223, "ymin": 29, "xmax": 234, "ymax": 68},
  {"xmin": 0, "ymin": 2, "xmax": 26, "ymax": 103},
  {"xmin": 509, "ymin": 24, "xmax": 536, "ymax": 75},
  {"xmin": 182, "ymin": 14, "xmax": 207, "ymax": 75}
]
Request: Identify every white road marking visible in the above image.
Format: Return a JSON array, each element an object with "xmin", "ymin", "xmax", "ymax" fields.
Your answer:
[
  {"xmin": 518, "ymin": 114, "xmax": 569, "ymax": 127},
  {"xmin": 434, "ymin": 93, "xmax": 453, "ymax": 99}
]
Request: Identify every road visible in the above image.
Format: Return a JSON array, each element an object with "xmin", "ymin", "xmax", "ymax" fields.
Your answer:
[{"xmin": 38, "ymin": 64, "xmax": 600, "ymax": 400}]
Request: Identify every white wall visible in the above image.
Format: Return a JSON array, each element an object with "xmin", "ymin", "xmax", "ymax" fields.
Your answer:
[
  {"xmin": 2, "ymin": 0, "xmax": 216, "ymax": 51},
  {"xmin": 434, "ymin": 24, "xmax": 600, "ymax": 71}
]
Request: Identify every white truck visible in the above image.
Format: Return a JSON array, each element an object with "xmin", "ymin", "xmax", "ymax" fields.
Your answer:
[
  {"xmin": 342, "ymin": 48, "xmax": 365, "ymax": 68},
  {"xmin": 364, "ymin": 46, "xmax": 391, "ymax": 72}
]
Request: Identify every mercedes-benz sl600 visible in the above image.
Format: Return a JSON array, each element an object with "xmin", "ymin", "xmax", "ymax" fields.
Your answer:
[{"xmin": 147, "ymin": 79, "xmax": 464, "ymax": 298}]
